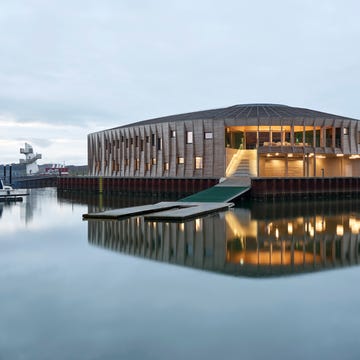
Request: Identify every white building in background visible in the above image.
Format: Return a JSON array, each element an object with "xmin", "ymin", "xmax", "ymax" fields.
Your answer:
[{"xmin": 19, "ymin": 143, "xmax": 42, "ymax": 175}]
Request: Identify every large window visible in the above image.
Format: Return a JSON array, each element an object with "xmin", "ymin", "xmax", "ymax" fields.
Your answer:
[
  {"xmin": 325, "ymin": 128, "xmax": 333, "ymax": 147},
  {"xmin": 335, "ymin": 128, "xmax": 341, "ymax": 148}
]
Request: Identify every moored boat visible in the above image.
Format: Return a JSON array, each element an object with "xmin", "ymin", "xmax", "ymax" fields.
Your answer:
[{"xmin": 0, "ymin": 179, "xmax": 29, "ymax": 201}]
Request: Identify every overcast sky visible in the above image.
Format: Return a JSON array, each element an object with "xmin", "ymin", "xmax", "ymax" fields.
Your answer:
[{"xmin": 0, "ymin": 0, "xmax": 359, "ymax": 165}]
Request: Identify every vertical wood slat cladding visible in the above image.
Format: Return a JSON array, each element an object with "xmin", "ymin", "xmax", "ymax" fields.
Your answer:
[
  {"xmin": 88, "ymin": 118, "xmax": 223, "ymax": 178},
  {"xmin": 88, "ymin": 104, "xmax": 360, "ymax": 180}
]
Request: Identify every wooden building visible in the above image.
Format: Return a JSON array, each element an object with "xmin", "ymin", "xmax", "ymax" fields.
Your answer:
[{"xmin": 88, "ymin": 104, "xmax": 360, "ymax": 180}]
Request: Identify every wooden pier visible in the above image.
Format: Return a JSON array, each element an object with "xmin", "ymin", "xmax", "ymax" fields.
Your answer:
[{"xmin": 83, "ymin": 201, "xmax": 234, "ymax": 221}]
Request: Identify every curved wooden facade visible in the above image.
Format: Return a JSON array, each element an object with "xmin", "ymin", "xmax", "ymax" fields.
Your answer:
[{"xmin": 88, "ymin": 104, "xmax": 360, "ymax": 179}]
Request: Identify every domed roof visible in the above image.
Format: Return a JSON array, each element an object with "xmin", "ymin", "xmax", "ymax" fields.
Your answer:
[{"xmin": 119, "ymin": 103, "xmax": 357, "ymax": 128}]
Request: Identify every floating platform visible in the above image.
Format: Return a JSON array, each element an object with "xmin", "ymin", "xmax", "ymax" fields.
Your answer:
[
  {"xmin": 83, "ymin": 201, "xmax": 234, "ymax": 221},
  {"xmin": 0, "ymin": 190, "xmax": 29, "ymax": 202}
]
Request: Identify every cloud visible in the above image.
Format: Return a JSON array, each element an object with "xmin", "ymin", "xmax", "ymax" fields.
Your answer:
[{"xmin": 0, "ymin": 0, "xmax": 359, "ymax": 166}]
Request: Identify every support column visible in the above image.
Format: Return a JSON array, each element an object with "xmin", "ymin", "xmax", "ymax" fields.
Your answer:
[{"xmin": 303, "ymin": 154, "xmax": 306, "ymax": 177}]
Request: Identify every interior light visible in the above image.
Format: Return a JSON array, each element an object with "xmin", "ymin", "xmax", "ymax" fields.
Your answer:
[
  {"xmin": 336, "ymin": 225, "xmax": 344, "ymax": 236},
  {"xmin": 287, "ymin": 223, "xmax": 293, "ymax": 235}
]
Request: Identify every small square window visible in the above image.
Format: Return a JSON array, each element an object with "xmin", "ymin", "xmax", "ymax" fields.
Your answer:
[
  {"xmin": 343, "ymin": 128, "xmax": 349, "ymax": 135},
  {"xmin": 171, "ymin": 130, "xmax": 176, "ymax": 138},
  {"xmin": 178, "ymin": 157, "xmax": 184, "ymax": 164},
  {"xmin": 204, "ymin": 132, "xmax": 213, "ymax": 139},
  {"xmin": 164, "ymin": 162, "xmax": 169, "ymax": 171},
  {"xmin": 152, "ymin": 158, "xmax": 157, "ymax": 165},
  {"xmin": 146, "ymin": 163, "xmax": 151, "ymax": 171}
]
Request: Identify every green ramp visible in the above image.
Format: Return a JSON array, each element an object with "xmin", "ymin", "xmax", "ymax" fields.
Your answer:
[{"xmin": 180, "ymin": 186, "xmax": 250, "ymax": 203}]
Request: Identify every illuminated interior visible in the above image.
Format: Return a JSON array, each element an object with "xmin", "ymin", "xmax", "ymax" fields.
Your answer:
[
  {"xmin": 225, "ymin": 124, "xmax": 360, "ymax": 177},
  {"xmin": 224, "ymin": 212, "xmax": 360, "ymax": 266}
]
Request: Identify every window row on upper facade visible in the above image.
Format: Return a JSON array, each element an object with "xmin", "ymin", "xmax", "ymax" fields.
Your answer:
[{"xmin": 99, "ymin": 130, "xmax": 214, "ymax": 154}]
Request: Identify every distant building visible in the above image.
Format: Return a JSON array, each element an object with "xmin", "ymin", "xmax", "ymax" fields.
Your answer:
[
  {"xmin": 88, "ymin": 104, "xmax": 360, "ymax": 180},
  {"xmin": 19, "ymin": 143, "xmax": 42, "ymax": 175}
]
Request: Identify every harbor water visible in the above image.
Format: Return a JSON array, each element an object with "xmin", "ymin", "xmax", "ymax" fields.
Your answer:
[{"xmin": 1, "ymin": 188, "xmax": 359, "ymax": 360}]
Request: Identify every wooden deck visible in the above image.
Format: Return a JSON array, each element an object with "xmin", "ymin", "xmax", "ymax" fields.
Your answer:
[{"xmin": 83, "ymin": 201, "xmax": 233, "ymax": 221}]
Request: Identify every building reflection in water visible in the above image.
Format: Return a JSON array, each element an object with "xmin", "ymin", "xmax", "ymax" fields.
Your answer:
[{"xmin": 87, "ymin": 203, "xmax": 360, "ymax": 277}]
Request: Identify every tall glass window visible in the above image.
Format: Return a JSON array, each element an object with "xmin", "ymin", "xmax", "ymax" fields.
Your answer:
[
  {"xmin": 186, "ymin": 131, "xmax": 193, "ymax": 144},
  {"xmin": 325, "ymin": 128, "xmax": 333, "ymax": 147},
  {"xmin": 335, "ymin": 128, "xmax": 341, "ymax": 147}
]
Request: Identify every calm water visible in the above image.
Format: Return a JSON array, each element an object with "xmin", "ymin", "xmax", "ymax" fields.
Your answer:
[{"xmin": 1, "ymin": 188, "xmax": 360, "ymax": 360}]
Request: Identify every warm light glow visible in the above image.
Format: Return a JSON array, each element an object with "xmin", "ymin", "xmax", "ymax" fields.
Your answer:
[
  {"xmin": 275, "ymin": 152, "xmax": 279, "ymax": 156},
  {"xmin": 349, "ymin": 155, "xmax": 360, "ymax": 159},
  {"xmin": 309, "ymin": 226, "xmax": 315, "ymax": 237},
  {"xmin": 275, "ymin": 228, "xmax": 279, "ymax": 239},
  {"xmin": 287, "ymin": 223, "xmax": 293, "ymax": 235},
  {"xmin": 240, "ymin": 258, "xmax": 244, "ymax": 265},
  {"xmin": 306, "ymin": 223, "xmax": 315, "ymax": 237},
  {"xmin": 195, "ymin": 218, "xmax": 202, "ymax": 231},
  {"xmin": 349, "ymin": 217, "xmax": 360, "ymax": 234},
  {"xmin": 336, "ymin": 154, "xmax": 344, "ymax": 157},
  {"xmin": 225, "ymin": 212, "xmax": 258, "ymax": 239},
  {"xmin": 288, "ymin": 154, "xmax": 293, "ymax": 158},
  {"xmin": 179, "ymin": 223, "xmax": 185, "ymax": 232},
  {"xmin": 336, "ymin": 225, "xmax": 344, "ymax": 236},
  {"xmin": 316, "ymin": 155, "xmax": 326, "ymax": 159},
  {"xmin": 315, "ymin": 217, "xmax": 326, "ymax": 232}
]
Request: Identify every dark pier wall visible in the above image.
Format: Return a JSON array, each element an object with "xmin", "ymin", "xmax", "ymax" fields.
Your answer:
[
  {"xmin": 13, "ymin": 176, "xmax": 58, "ymax": 189},
  {"xmin": 17, "ymin": 175, "xmax": 360, "ymax": 200},
  {"xmin": 251, "ymin": 177, "xmax": 360, "ymax": 200},
  {"xmin": 57, "ymin": 177, "xmax": 219, "ymax": 197}
]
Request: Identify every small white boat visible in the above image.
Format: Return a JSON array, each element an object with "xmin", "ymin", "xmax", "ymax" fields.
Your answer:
[{"xmin": 0, "ymin": 179, "xmax": 29, "ymax": 201}]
